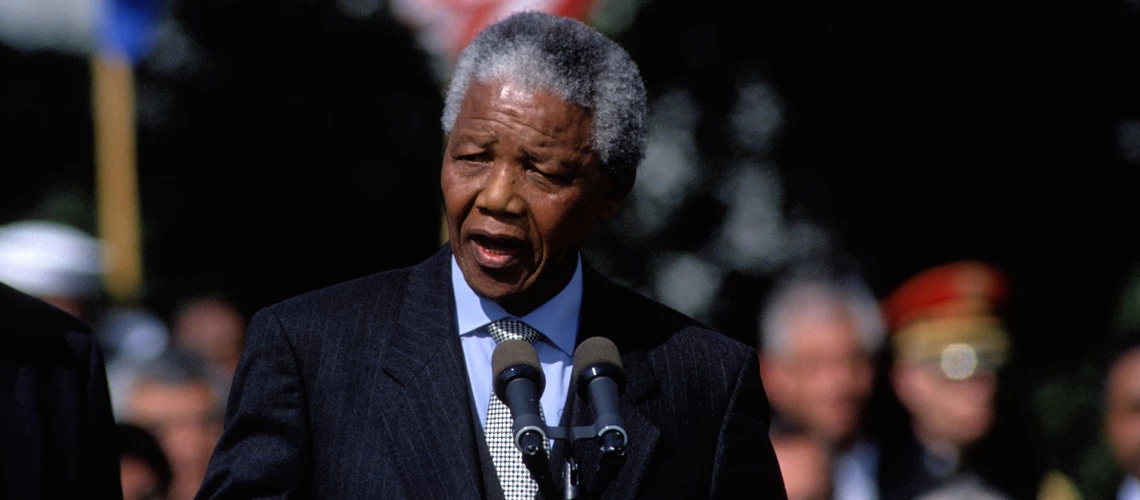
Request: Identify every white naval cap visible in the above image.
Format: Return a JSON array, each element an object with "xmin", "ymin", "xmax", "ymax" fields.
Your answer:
[{"xmin": 0, "ymin": 220, "xmax": 104, "ymax": 297}]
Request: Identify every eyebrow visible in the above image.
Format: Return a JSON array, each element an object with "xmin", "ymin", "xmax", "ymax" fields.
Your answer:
[{"xmin": 461, "ymin": 135, "xmax": 496, "ymax": 148}]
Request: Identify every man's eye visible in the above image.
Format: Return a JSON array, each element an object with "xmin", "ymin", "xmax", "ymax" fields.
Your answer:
[
  {"xmin": 459, "ymin": 152, "xmax": 491, "ymax": 163},
  {"xmin": 528, "ymin": 164, "xmax": 571, "ymax": 184},
  {"xmin": 538, "ymin": 170, "xmax": 572, "ymax": 185}
]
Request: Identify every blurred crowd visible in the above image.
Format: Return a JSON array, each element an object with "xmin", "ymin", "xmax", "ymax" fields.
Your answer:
[
  {"xmin": 1, "ymin": 220, "xmax": 238, "ymax": 500},
  {"xmin": 3, "ymin": 213, "xmax": 1140, "ymax": 500},
  {"xmin": 1, "ymin": 0, "xmax": 1136, "ymax": 497},
  {"xmin": 756, "ymin": 260, "xmax": 1140, "ymax": 500}
]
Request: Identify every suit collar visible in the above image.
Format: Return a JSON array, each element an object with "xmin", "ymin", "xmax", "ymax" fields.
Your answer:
[
  {"xmin": 382, "ymin": 245, "xmax": 457, "ymax": 386},
  {"xmin": 376, "ymin": 245, "xmax": 491, "ymax": 498}
]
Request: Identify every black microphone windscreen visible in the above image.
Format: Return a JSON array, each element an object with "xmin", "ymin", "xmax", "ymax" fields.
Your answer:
[
  {"xmin": 492, "ymin": 338, "xmax": 542, "ymax": 379},
  {"xmin": 572, "ymin": 337, "xmax": 624, "ymax": 389}
]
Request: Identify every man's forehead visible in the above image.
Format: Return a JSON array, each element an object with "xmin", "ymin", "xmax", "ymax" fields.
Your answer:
[
  {"xmin": 494, "ymin": 81, "xmax": 536, "ymax": 101},
  {"xmin": 453, "ymin": 80, "xmax": 595, "ymax": 148},
  {"xmin": 1109, "ymin": 349, "xmax": 1140, "ymax": 396},
  {"xmin": 777, "ymin": 333, "xmax": 869, "ymax": 365},
  {"xmin": 785, "ymin": 314, "xmax": 863, "ymax": 345},
  {"xmin": 463, "ymin": 78, "xmax": 585, "ymax": 113}
]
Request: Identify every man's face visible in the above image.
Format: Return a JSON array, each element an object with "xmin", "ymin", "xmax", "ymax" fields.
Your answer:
[
  {"xmin": 173, "ymin": 299, "xmax": 246, "ymax": 376},
  {"xmin": 441, "ymin": 79, "xmax": 627, "ymax": 315},
  {"xmin": 761, "ymin": 314, "xmax": 875, "ymax": 446},
  {"xmin": 1106, "ymin": 349, "xmax": 1140, "ymax": 478},
  {"xmin": 893, "ymin": 361, "xmax": 996, "ymax": 448},
  {"xmin": 127, "ymin": 381, "xmax": 222, "ymax": 500}
]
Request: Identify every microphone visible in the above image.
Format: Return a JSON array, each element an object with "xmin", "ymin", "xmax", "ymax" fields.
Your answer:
[
  {"xmin": 572, "ymin": 337, "xmax": 628, "ymax": 455},
  {"xmin": 492, "ymin": 339, "xmax": 547, "ymax": 456}
]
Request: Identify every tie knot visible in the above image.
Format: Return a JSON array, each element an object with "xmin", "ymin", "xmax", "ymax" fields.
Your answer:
[{"xmin": 487, "ymin": 319, "xmax": 543, "ymax": 345}]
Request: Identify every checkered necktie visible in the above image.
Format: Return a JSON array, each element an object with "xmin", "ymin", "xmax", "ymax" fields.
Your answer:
[{"xmin": 486, "ymin": 319, "xmax": 547, "ymax": 500}]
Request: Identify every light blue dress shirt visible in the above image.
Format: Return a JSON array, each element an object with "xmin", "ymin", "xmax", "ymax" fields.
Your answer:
[
  {"xmin": 833, "ymin": 439, "xmax": 879, "ymax": 500},
  {"xmin": 451, "ymin": 255, "xmax": 581, "ymax": 430}
]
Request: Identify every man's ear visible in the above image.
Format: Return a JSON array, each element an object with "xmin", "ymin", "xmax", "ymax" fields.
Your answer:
[{"xmin": 599, "ymin": 168, "xmax": 636, "ymax": 222}]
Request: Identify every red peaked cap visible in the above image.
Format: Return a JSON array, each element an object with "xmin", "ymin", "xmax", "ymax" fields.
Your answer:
[{"xmin": 882, "ymin": 261, "xmax": 1009, "ymax": 332}]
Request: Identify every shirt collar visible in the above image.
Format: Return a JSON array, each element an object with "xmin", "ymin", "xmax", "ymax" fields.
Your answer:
[{"xmin": 451, "ymin": 255, "xmax": 582, "ymax": 356}]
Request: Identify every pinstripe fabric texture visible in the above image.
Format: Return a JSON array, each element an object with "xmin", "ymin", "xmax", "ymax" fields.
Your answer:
[
  {"xmin": 195, "ymin": 246, "xmax": 787, "ymax": 499},
  {"xmin": 485, "ymin": 320, "xmax": 545, "ymax": 500}
]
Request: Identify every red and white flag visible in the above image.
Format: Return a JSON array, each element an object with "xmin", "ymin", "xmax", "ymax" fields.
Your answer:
[{"xmin": 392, "ymin": 0, "xmax": 599, "ymax": 63}]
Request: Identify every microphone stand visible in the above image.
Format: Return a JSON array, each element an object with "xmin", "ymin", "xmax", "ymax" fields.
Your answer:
[
  {"xmin": 525, "ymin": 421, "xmax": 627, "ymax": 500},
  {"xmin": 563, "ymin": 457, "xmax": 580, "ymax": 499}
]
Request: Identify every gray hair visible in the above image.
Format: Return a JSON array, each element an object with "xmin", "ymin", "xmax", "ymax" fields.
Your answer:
[
  {"xmin": 441, "ymin": 11, "xmax": 647, "ymax": 175},
  {"xmin": 110, "ymin": 346, "xmax": 229, "ymax": 421},
  {"xmin": 759, "ymin": 277, "xmax": 886, "ymax": 357}
]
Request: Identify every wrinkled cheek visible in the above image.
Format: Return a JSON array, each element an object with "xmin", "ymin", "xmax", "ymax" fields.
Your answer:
[{"xmin": 444, "ymin": 191, "xmax": 475, "ymax": 234}]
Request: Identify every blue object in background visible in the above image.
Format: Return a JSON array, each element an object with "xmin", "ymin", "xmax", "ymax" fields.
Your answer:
[{"xmin": 100, "ymin": 0, "xmax": 166, "ymax": 62}]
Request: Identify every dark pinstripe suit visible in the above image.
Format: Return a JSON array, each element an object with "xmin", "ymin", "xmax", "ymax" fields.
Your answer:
[
  {"xmin": 0, "ymin": 283, "xmax": 122, "ymax": 499},
  {"xmin": 196, "ymin": 246, "xmax": 786, "ymax": 499}
]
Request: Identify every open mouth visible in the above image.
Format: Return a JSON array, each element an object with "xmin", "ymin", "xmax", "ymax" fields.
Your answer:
[{"xmin": 470, "ymin": 234, "xmax": 525, "ymax": 268}]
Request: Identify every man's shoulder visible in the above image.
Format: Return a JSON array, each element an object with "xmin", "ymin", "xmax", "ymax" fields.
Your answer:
[
  {"xmin": 584, "ymin": 268, "xmax": 753, "ymax": 360},
  {"xmin": 256, "ymin": 246, "xmax": 449, "ymax": 323},
  {"xmin": 0, "ymin": 282, "xmax": 101, "ymax": 382},
  {"xmin": 0, "ymin": 281, "xmax": 92, "ymax": 338}
]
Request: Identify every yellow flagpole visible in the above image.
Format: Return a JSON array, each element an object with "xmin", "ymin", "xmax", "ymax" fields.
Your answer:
[{"xmin": 91, "ymin": 53, "xmax": 143, "ymax": 304}]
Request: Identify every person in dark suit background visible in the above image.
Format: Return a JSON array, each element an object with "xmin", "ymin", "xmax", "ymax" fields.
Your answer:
[
  {"xmin": 196, "ymin": 10, "xmax": 785, "ymax": 500},
  {"xmin": 0, "ymin": 280, "xmax": 122, "ymax": 498}
]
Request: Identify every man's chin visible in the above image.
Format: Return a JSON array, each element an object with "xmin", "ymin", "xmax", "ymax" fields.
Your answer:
[
  {"xmin": 819, "ymin": 425, "xmax": 860, "ymax": 446},
  {"xmin": 462, "ymin": 264, "xmax": 530, "ymax": 297},
  {"xmin": 469, "ymin": 278, "xmax": 524, "ymax": 301}
]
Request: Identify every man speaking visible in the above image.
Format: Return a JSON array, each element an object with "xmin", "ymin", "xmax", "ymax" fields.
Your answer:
[{"xmin": 196, "ymin": 11, "xmax": 785, "ymax": 499}]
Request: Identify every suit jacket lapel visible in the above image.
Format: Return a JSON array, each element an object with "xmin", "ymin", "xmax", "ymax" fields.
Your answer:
[
  {"xmin": 564, "ymin": 262, "xmax": 661, "ymax": 499},
  {"xmin": 374, "ymin": 247, "xmax": 488, "ymax": 498}
]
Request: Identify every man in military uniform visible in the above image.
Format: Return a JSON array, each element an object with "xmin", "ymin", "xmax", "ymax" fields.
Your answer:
[{"xmin": 876, "ymin": 261, "xmax": 1015, "ymax": 500}]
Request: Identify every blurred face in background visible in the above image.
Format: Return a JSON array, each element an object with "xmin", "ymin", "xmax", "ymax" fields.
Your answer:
[
  {"xmin": 761, "ymin": 309, "xmax": 875, "ymax": 447},
  {"xmin": 893, "ymin": 362, "xmax": 996, "ymax": 450},
  {"xmin": 126, "ymin": 380, "xmax": 222, "ymax": 500},
  {"xmin": 172, "ymin": 297, "xmax": 246, "ymax": 378},
  {"xmin": 1106, "ymin": 348, "xmax": 1140, "ymax": 478},
  {"xmin": 120, "ymin": 455, "xmax": 165, "ymax": 500}
]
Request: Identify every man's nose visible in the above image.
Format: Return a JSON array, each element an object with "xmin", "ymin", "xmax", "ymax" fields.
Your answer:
[{"xmin": 476, "ymin": 162, "xmax": 524, "ymax": 215}]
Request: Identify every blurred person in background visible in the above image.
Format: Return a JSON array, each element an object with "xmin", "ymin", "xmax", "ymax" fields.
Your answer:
[
  {"xmin": 118, "ymin": 346, "xmax": 225, "ymax": 500},
  {"xmin": 771, "ymin": 422, "xmax": 836, "ymax": 500},
  {"xmin": 0, "ymin": 280, "xmax": 122, "ymax": 498},
  {"xmin": 118, "ymin": 422, "xmax": 174, "ymax": 500},
  {"xmin": 1104, "ymin": 339, "xmax": 1140, "ymax": 500},
  {"xmin": 877, "ymin": 261, "xmax": 1014, "ymax": 500},
  {"xmin": 759, "ymin": 272, "xmax": 886, "ymax": 500},
  {"xmin": 0, "ymin": 219, "xmax": 104, "ymax": 324},
  {"xmin": 170, "ymin": 293, "xmax": 246, "ymax": 380}
]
